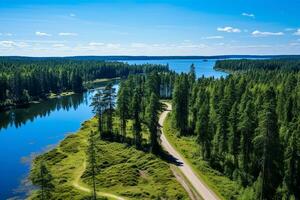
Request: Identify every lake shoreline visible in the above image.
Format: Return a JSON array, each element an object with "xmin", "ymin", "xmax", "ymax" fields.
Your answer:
[{"xmin": 0, "ymin": 78, "xmax": 119, "ymax": 112}]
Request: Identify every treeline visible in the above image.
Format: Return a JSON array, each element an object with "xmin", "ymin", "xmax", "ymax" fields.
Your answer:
[
  {"xmin": 0, "ymin": 58, "xmax": 168, "ymax": 110},
  {"xmin": 90, "ymin": 71, "xmax": 175, "ymax": 153},
  {"xmin": 215, "ymin": 59, "xmax": 300, "ymax": 71},
  {"xmin": 172, "ymin": 67, "xmax": 300, "ymax": 199}
]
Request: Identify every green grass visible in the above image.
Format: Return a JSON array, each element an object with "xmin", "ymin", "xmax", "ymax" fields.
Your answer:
[
  {"xmin": 48, "ymin": 91, "xmax": 75, "ymax": 99},
  {"xmin": 163, "ymin": 114, "xmax": 242, "ymax": 200},
  {"xmin": 84, "ymin": 77, "xmax": 120, "ymax": 89},
  {"xmin": 29, "ymin": 117, "xmax": 189, "ymax": 200},
  {"xmin": 85, "ymin": 77, "xmax": 120, "ymax": 84}
]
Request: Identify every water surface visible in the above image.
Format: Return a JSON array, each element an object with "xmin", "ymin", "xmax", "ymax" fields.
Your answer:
[{"xmin": 121, "ymin": 59, "xmax": 227, "ymax": 78}]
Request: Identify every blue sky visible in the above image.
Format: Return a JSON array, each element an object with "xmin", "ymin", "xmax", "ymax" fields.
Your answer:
[{"xmin": 0, "ymin": 0, "xmax": 299, "ymax": 56}]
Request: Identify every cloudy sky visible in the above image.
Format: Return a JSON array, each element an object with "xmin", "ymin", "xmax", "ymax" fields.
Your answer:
[{"xmin": 0, "ymin": 0, "xmax": 299, "ymax": 56}]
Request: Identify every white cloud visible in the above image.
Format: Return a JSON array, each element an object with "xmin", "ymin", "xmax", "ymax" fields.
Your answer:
[
  {"xmin": 230, "ymin": 44, "xmax": 271, "ymax": 48},
  {"xmin": 252, "ymin": 30, "xmax": 284, "ymax": 37},
  {"xmin": 106, "ymin": 43, "xmax": 121, "ymax": 49},
  {"xmin": 59, "ymin": 32, "xmax": 78, "ymax": 36},
  {"xmin": 88, "ymin": 42, "xmax": 104, "ymax": 46},
  {"xmin": 35, "ymin": 31, "xmax": 51, "ymax": 36},
  {"xmin": 52, "ymin": 44, "xmax": 65, "ymax": 48},
  {"xmin": 0, "ymin": 40, "xmax": 28, "ymax": 48},
  {"xmin": 242, "ymin": 13, "xmax": 255, "ymax": 18},
  {"xmin": 177, "ymin": 43, "xmax": 207, "ymax": 48},
  {"xmin": 0, "ymin": 41, "xmax": 15, "ymax": 47},
  {"xmin": 294, "ymin": 29, "xmax": 300, "ymax": 36},
  {"xmin": 202, "ymin": 36, "xmax": 224, "ymax": 39},
  {"xmin": 217, "ymin": 27, "xmax": 241, "ymax": 33}
]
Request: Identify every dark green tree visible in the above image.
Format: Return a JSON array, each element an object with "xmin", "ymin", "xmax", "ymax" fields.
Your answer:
[
  {"xmin": 228, "ymin": 102, "xmax": 239, "ymax": 166},
  {"xmin": 172, "ymin": 74, "xmax": 189, "ymax": 135},
  {"xmin": 254, "ymin": 88, "xmax": 282, "ymax": 200},
  {"xmin": 132, "ymin": 89, "xmax": 142, "ymax": 148},
  {"xmin": 90, "ymin": 90, "xmax": 105, "ymax": 136},
  {"xmin": 146, "ymin": 93, "xmax": 161, "ymax": 154},
  {"xmin": 102, "ymin": 83, "xmax": 116, "ymax": 134},
  {"xmin": 195, "ymin": 92, "xmax": 211, "ymax": 159},
  {"xmin": 31, "ymin": 161, "xmax": 54, "ymax": 200},
  {"xmin": 238, "ymin": 93, "xmax": 256, "ymax": 179},
  {"xmin": 282, "ymin": 124, "xmax": 300, "ymax": 198},
  {"xmin": 117, "ymin": 82, "xmax": 130, "ymax": 141}
]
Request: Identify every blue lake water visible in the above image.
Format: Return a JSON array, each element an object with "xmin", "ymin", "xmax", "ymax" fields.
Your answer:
[
  {"xmin": 0, "ymin": 59, "xmax": 223, "ymax": 199},
  {"xmin": 120, "ymin": 59, "xmax": 227, "ymax": 78}
]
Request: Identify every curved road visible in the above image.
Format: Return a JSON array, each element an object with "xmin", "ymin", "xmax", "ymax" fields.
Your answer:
[{"xmin": 159, "ymin": 103, "xmax": 220, "ymax": 200}]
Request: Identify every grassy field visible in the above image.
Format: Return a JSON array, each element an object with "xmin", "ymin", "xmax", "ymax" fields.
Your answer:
[
  {"xmin": 29, "ymin": 117, "xmax": 189, "ymax": 200},
  {"xmin": 163, "ymin": 114, "xmax": 242, "ymax": 200},
  {"xmin": 47, "ymin": 91, "xmax": 75, "ymax": 99},
  {"xmin": 84, "ymin": 77, "xmax": 120, "ymax": 89}
]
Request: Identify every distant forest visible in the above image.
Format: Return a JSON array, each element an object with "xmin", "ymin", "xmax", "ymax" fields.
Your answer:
[
  {"xmin": 2, "ymin": 55, "xmax": 300, "ymax": 61},
  {"xmin": 215, "ymin": 59, "xmax": 300, "ymax": 71},
  {"xmin": 0, "ymin": 57, "xmax": 168, "ymax": 110}
]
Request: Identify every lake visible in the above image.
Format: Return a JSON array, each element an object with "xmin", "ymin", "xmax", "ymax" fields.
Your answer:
[
  {"xmin": 0, "ymin": 59, "xmax": 225, "ymax": 199},
  {"xmin": 121, "ymin": 59, "xmax": 227, "ymax": 78}
]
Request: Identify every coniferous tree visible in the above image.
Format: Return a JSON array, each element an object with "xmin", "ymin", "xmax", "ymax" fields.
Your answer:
[
  {"xmin": 168, "ymin": 59, "xmax": 300, "ymax": 199},
  {"xmin": 102, "ymin": 83, "xmax": 116, "ymax": 134},
  {"xmin": 228, "ymin": 102, "xmax": 239, "ymax": 166},
  {"xmin": 195, "ymin": 91, "xmax": 211, "ymax": 159},
  {"xmin": 91, "ymin": 90, "xmax": 105, "ymax": 136},
  {"xmin": 172, "ymin": 74, "xmax": 189, "ymax": 135},
  {"xmin": 238, "ymin": 99, "xmax": 256, "ymax": 180},
  {"xmin": 132, "ymin": 89, "xmax": 142, "ymax": 148},
  {"xmin": 254, "ymin": 88, "xmax": 282, "ymax": 200},
  {"xmin": 71, "ymin": 71, "xmax": 84, "ymax": 93},
  {"xmin": 146, "ymin": 92, "xmax": 161, "ymax": 154},
  {"xmin": 188, "ymin": 63, "xmax": 196, "ymax": 86},
  {"xmin": 282, "ymin": 127, "xmax": 300, "ymax": 199},
  {"xmin": 31, "ymin": 161, "xmax": 54, "ymax": 200},
  {"xmin": 0, "ymin": 57, "xmax": 169, "ymax": 110},
  {"xmin": 117, "ymin": 82, "xmax": 130, "ymax": 141},
  {"xmin": 213, "ymin": 98, "xmax": 229, "ymax": 156}
]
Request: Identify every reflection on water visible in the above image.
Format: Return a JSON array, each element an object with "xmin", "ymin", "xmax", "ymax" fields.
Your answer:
[
  {"xmin": 0, "ymin": 93, "xmax": 86, "ymax": 130},
  {"xmin": 0, "ymin": 80, "xmax": 118, "ymax": 200}
]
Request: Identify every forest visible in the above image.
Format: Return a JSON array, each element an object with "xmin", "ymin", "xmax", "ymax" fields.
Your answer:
[
  {"xmin": 30, "ymin": 71, "xmax": 185, "ymax": 200},
  {"xmin": 171, "ymin": 60, "xmax": 300, "ymax": 199},
  {"xmin": 0, "ymin": 57, "xmax": 168, "ymax": 110},
  {"xmin": 215, "ymin": 59, "xmax": 300, "ymax": 71},
  {"xmin": 26, "ymin": 59, "xmax": 300, "ymax": 200},
  {"xmin": 90, "ymin": 71, "xmax": 174, "ymax": 151}
]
